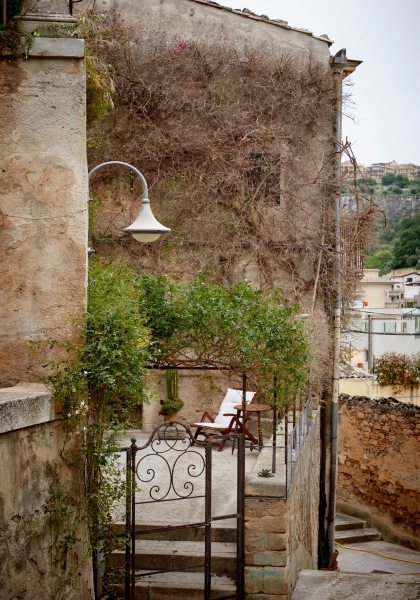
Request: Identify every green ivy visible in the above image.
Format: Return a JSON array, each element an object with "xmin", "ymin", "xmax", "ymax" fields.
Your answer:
[
  {"xmin": 85, "ymin": 50, "xmax": 114, "ymax": 127},
  {"xmin": 44, "ymin": 259, "xmax": 150, "ymax": 560},
  {"xmin": 43, "ymin": 261, "xmax": 309, "ymax": 586}
]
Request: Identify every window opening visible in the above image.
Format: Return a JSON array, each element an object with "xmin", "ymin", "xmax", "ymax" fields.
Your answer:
[{"xmin": 246, "ymin": 153, "xmax": 281, "ymax": 206}]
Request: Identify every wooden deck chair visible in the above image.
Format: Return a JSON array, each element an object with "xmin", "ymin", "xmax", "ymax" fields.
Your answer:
[{"xmin": 191, "ymin": 388, "xmax": 256, "ymax": 452}]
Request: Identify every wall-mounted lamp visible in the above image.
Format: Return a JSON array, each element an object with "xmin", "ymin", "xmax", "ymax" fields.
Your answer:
[{"xmin": 88, "ymin": 161, "xmax": 171, "ymax": 243}]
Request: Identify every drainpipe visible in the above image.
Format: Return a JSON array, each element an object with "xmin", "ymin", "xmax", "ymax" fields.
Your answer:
[
  {"xmin": 327, "ymin": 48, "xmax": 347, "ymax": 559},
  {"xmin": 367, "ymin": 314, "xmax": 373, "ymax": 371}
]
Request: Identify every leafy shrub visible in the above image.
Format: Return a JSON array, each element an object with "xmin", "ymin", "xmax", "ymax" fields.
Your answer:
[
  {"xmin": 363, "ymin": 249, "xmax": 393, "ymax": 275},
  {"xmin": 45, "ymin": 259, "xmax": 150, "ymax": 556},
  {"xmin": 137, "ymin": 274, "xmax": 310, "ymax": 405},
  {"xmin": 374, "ymin": 351, "xmax": 420, "ymax": 391},
  {"xmin": 161, "ymin": 397, "xmax": 184, "ymax": 415},
  {"xmin": 382, "ymin": 173, "xmax": 396, "ymax": 186}
]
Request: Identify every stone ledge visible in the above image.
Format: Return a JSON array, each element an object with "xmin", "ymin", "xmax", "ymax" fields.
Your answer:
[
  {"xmin": 245, "ymin": 443, "xmax": 286, "ymax": 498},
  {"xmin": 1, "ymin": 37, "xmax": 84, "ymax": 58},
  {"xmin": 0, "ymin": 383, "xmax": 57, "ymax": 433},
  {"xmin": 30, "ymin": 37, "xmax": 84, "ymax": 57}
]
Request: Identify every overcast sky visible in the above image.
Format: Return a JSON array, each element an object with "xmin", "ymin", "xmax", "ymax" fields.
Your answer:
[{"xmin": 236, "ymin": 0, "xmax": 420, "ymax": 167}]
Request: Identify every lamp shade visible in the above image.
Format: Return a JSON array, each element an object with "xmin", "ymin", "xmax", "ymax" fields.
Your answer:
[{"xmin": 122, "ymin": 199, "xmax": 171, "ymax": 243}]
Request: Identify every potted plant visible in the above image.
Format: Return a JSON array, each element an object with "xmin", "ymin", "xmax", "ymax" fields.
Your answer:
[{"xmin": 160, "ymin": 369, "xmax": 184, "ymax": 421}]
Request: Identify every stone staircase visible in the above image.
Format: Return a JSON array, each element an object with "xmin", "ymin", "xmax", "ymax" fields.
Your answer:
[
  {"xmin": 108, "ymin": 523, "xmax": 237, "ymax": 599},
  {"xmin": 107, "ymin": 514, "xmax": 382, "ymax": 598},
  {"xmin": 335, "ymin": 513, "xmax": 382, "ymax": 544}
]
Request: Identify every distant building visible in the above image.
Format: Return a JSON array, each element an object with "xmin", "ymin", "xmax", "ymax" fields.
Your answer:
[
  {"xmin": 343, "ymin": 269, "xmax": 420, "ymax": 371},
  {"xmin": 364, "ymin": 161, "xmax": 399, "ymax": 181},
  {"xmin": 397, "ymin": 163, "xmax": 420, "ymax": 181},
  {"xmin": 362, "ymin": 161, "xmax": 419, "ymax": 182},
  {"xmin": 341, "ymin": 161, "xmax": 365, "ymax": 179}
]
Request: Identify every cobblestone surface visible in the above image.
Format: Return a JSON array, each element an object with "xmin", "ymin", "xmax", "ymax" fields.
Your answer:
[{"xmin": 292, "ymin": 570, "xmax": 420, "ymax": 600}]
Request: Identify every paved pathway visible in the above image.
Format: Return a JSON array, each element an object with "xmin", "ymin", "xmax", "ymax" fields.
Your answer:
[
  {"xmin": 292, "ymin": 541, "xmax": 420, "ymax": 599},
  {"xmin": 292, "ymin": 571, "xmax": 420, "ymax": 600},
  {"xmin": 336, "ymin": 540, "xmax": 420, "ymax": 575}
]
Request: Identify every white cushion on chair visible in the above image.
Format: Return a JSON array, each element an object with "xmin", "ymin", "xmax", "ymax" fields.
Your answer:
[
  {"xmin": 192, "ymin": 422, "xmax": 226, "ymax": 429},
  {"xmin": 223, "ymin": 388, "xmax": 255, "ymax": 406}
]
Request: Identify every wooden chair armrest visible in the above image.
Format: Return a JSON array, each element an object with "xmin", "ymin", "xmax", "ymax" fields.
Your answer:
[
  {"xmin": 194, "ymin": 410, "xmax": 217, "ymax": 424},
  {"xmin": 224, "ymin": 412, "xmax": 250, "ymax": 420},
  {"xmin": 196, "ymin": 409, "xmax": 218, "ymax": 415}
]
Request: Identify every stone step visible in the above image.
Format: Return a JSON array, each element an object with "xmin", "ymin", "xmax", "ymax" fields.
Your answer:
[
  {"xmin": 116, "ymin": 573, "xmax": 236, "ymax": 600},
  {"xmin": 335, "ymin": 513, "xmax": 367, "ymax": 531},
  {"xmin": 110, "ymin": 522, "xmax": 237, "ymax": 543},
  {"xmin": 335, "ymin": 528, "xmax": 382, "ymax": 544},
  {"xmin": 109, "ymin": 540, "xmax": 237, "ymax": 578}
]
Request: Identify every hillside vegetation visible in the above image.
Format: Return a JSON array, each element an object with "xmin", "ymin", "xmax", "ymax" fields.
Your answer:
[
  {"xmin": 364, "ymin": 213, "xmax": 420, "ymax": 274},
  {"xmin": 342, "ymin": 173, "xmax": 420, "ymax": 197}
]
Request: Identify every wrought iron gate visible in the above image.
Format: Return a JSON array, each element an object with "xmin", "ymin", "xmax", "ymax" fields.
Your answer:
[{"xmin": 121, "ymin": 421, "xmax": 245, "ymax": 599}]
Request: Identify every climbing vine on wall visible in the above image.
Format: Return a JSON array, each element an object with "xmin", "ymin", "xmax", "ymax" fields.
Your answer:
[
  {"xmin": 81, "ymin": 13, "xmax": 374, "ymax": 305},
  {"xmin": 42, "ymin": 259, "xmax": 150, "ymax": 592}
]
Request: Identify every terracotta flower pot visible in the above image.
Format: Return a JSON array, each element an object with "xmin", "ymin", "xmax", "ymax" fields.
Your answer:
[{"xmin": 163, "ymin": 413, "xmax": 177, "ymax": 422}]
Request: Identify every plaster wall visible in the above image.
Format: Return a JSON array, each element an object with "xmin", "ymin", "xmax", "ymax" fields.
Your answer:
[
  {"xmin": 359, "ymin": 282, "xmax": 392, "ymax": 308},
  {"xmin": 339, "ymin": 379, "xmax": 420, "ymax": 407},
  {"xmin": 337, "ymin": 394, "xmax": 420, "ymax": 551},
  {"xmin": 0, "ymin": 38, "xmax": 88, "ymax": 386},
  {"xmin": 0, "ymin": 384, "xmax": 94, "ymax": 599},
  {"xmin": 74, "ymin": 0, "xmax": 331, "ymax": 64}
]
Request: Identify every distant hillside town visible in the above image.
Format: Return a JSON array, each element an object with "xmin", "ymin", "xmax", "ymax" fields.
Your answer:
[{"xmin": 342, "ymin": 160, "xmax": 420, "ymax": 182}]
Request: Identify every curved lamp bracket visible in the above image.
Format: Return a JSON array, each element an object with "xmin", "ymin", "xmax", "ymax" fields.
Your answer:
[{"xmin": 87, "ymin": 161, "xmax": 170, "ymax": 242}]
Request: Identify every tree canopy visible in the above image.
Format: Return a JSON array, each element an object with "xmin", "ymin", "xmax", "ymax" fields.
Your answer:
[
  {"xmin": 393, "ymin": 214, "xmax": 420, "ymax": 269},
  {"xmin": 364, "ymin": 249, "xmax": 393, "ymax": 275},
  {"xmin": 137, "ymin": 273, "xmax": 310, "ymax": 405}
]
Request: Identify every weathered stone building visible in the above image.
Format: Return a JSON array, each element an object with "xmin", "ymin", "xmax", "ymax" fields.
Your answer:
[{"xmin": 0, "ymin": 0, "xmax": 363, "ymax": 596}]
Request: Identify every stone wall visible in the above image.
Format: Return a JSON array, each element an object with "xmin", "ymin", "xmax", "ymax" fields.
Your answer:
[
  {"xmin": 0, "ymin": 38, "xmax": 88, "ymax": 386},
  {"xmin": 286, "ymin": 409, "xmax": 320, "ymax": 591},
  {"xmin": 337, "ymin": 394, "xmax": 420, "ymax": 550},
  {"xmin": 0, "ymin": 384, "xmax": 94, "ymax": 599},
  {"xmin": 244, "ymin": 409, "xmax": 320, "ymax": 599}
]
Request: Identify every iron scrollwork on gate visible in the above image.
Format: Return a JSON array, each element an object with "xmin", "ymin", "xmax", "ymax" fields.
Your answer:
[
  {"xmin": 121, "ymin": 420, "xmax": 244, "ymax": 600},
  {"xmin": 134, "ymin": 423, "xmax": 206, "ymax": 502}
]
